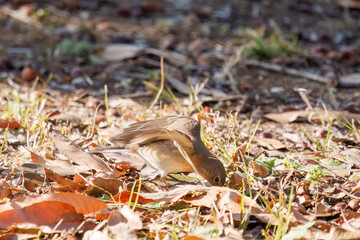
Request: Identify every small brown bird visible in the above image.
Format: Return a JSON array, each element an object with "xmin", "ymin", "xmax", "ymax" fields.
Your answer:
[{"xmin": 110, "ymin": 116, "xmax": 226, "ymax": 186}]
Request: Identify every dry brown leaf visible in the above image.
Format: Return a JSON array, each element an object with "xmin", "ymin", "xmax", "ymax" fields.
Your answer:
[
  {"xmin": 0, "ymin": 118, "xmax": 22, "ymax": 128},
  {"xmin": 30, "ymin": 152, "xmax": 46, "ymax": 164},
  {"xmin": 338, "ymin": 73, "xmax": 360, "ymax": 87},
  {"xmin": 335, "ymin": 0, "xmax": 360, "ymax": 9},
  {"xmin": 248, "ymin": 161, "xmax": 269, "ymax": 177},
  {"xmin": 0, "ymin": 192, "xmax": 108, "ymax": 215},
  {"xmin": 102, "ymin": 151, "xmax": 145, "ymax": 170},
  {"xmin": 339, "ymin": 149, "xmax": 360, "ymax": 167},
  {"xmin": 109, "ymin": 206, "xmax": 142, "ymax": 230},
  {"xmin": 337, "ymin": 211, "xmax": 360, "ymax": 231},
  {"xmin": 101, "ymin": 44, "xmax": 144, "ymax": 61},
  {"xmin": 0, "ymin": 201, "xmax": 84, "ymax": 230},
  {"xmin": 18, "ymin": 163, "xmax": 90, "ymax": 176},
  {"xmin": 86, "ymin": 177, "xmax": 122, "ymax": 195},
  {"xmin": 183, "ymin": 236, "xmax": 206, "ymax": 240},
  {"xmin": 44, "ymin": 168, "xmax": 84, "ymax": 192},
  {"xmin": 113, "ymin": 191, "xmax": 156, "ymax": 204},
  {"xmin": 140, "ymin": 185, "xmax": 203, "ymax": 202},
  {"xmin": 143, "ymin": 48, "xmax": 188, "ymax": 67},
  {"xmin": 254, "ymin": 136, "xmax": 287, "ymax": 150},
  {"xmin": 228, "ymin": 172, "xmax": 246, "ymax": 188},
  {"xmin": 183, "ymin": 186, "xmax": 263, "ymax": 214},
  {"xmin": 265, "ymin": 110, "xmax": 360, "ymax": 124},
  {"xmin": 107, "ymin": 208, "xmax": 139, "ymax": 240},
  {"xmin": 51, "ymin": 130, "xmax": 111, "ymax": 171},
  {"xmin": 30, "ymin": 152, "xmax": 75, "ymax": 169},
  {"xmin": 0, "ymin": 179, "xmax": 12, "ymax": 199},
  {"xmin": 265, "ymin": 110, "xmax": 309, "ymax": 124}
]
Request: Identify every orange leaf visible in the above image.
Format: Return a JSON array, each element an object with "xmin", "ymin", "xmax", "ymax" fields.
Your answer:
[
  {"xmin": 0, "ymin": 192, "xmax": 108, "ymax": 215},
  {"xmin": 113, "ymin": 191, "xmax": 155, "ymax": 204},
  {"xmin": 183, "ymin": 236, "xmax": 206, "ymax": 240},
  {"xmin": 0, "ymin": 201, "xmax": 82, "ymax": 229},
  {"xmin": 0, "ymin": 119, "xmax": 22, "ymax": 128},
  {"xmin": 44, "ymin": 168, "xmax": 78, "ymax": 191}
]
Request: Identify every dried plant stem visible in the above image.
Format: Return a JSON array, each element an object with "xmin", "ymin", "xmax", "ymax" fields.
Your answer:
[
  {"xmin": 244, "ymin": 59, "xmax": 334, "ymax": 84},
  {"xmin": 150, "ymin": 56, "xmax": 165, "ymax": 109}
]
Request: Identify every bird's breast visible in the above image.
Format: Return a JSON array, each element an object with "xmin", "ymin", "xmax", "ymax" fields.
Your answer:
[{"xmin": 137, "ymin": 140, "xmax": 195, "ymax": 176}]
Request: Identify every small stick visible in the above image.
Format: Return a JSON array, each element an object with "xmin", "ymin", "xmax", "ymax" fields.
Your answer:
[{"xmin": 244, "ymin": 59, "xmax": 335, "ymax": 85}]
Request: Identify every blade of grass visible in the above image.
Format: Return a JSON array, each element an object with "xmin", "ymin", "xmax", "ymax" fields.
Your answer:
[{"xmin": 150, "ymin": 56, "xmax": 164, "ymax": 109}]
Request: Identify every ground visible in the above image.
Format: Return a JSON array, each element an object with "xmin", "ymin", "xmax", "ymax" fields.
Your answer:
[{"xmin": 0, "ymin": 0, "xmax": 360, "ymax": 239}]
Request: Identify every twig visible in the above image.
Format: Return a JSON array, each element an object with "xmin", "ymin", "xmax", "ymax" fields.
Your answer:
[
  {"xmin": 120, "ymin": 91, "xmax": 153, "ymax": 98},
  {"xmin": 244, "ymin": 59, "xmax": 335, "ymax": 84},
  {"xmin": 149, "ymin": 56, "xmax": 164, "ymax": 109}
]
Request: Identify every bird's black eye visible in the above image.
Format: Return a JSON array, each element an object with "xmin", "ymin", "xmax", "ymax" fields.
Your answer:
[{"xmin": 214, "ymin": 176, "xmax": 220, "ymax": 183}]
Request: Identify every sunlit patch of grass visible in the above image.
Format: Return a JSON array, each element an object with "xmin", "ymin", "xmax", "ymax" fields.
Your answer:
[
  {"xmin": 241, "ymin": 26, "xmax": 304, "ymax": 61},
  {"xmin": 143, "ymin": 81, "xmax": 184, "ymax": 113},
  {"xmin": 305, "ymin": 166, "xmax": 329, "ymax": 182},
  {"xmin": 338, "ymin": 115, "xmax": 360, "ymax": 143},
  {"xmin": 298, "ymin": 117, "xmax": 334, "ymax": 154}
]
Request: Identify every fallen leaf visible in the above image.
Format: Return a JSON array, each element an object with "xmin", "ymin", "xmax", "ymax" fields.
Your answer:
[
  {"xmin": 265, "ymin": 110, "xmax": 360, "ymax": 124},
  {"xmin": 0, "ymin": 179, "xmax": 12, "ymax": 199},
  {"xmin": 86, "ymin": 177, "xmax": 122, "ymax": 195},
  {"xmin": 335, "ymin": 0, "xmax": 360, "ymax": 9},
  {"xmin": 0, "ymin": 192, "xmax": 108, "ymax": 215},
  {"xmin": 0, "ymin": 201, "xmax": 85, "ymax": 230},
  {"xmin": 339, "ymin": 148, "xmax": 360, "ymax": 167},
  {"xmin": 16, "ymin": 163, "xmax": 90, "ymax": 176},
  {"xmin": 44, "ymin": 168, "xmax": 84, "ymax": 192},
  {"xmin": 228, "ymin": 172, "xmax": 246, "ymax": 188},
  {"xmin": 0, "ymin": 119, "xmax": 22, "ymax": 128},
  {"xmin": 254, "ymin": 136, "xmax": 287, "ymax": 150},
  {"xmin": 183, "ymin": 186, "xmax": 262, "ymax": 214},
  {"xmin": 113, "ymin": 191, "xmax": 156, "ymax": 204},
  {"xmin": 248, "ymin": 161, "xmax": 269, "ymax": 177},
  {"xmin": 338, "ymin": 73, "xmax": 360, "ymax": 88},
  {"xmin": 101, "ymin": 44, "xmax": 144, "ymax": 61},
  {"xmin": 110, "ymin": 206, "xmax": 142, "ymax": 230},
  {"xmin": 51, "ymin": 130, "xmax": 111, "ymax": 171},
  {"xmin": 107, "ymin": 207, "xmax": 141, "ymax": 240},
  {"xmin": 183, "ymin": 236, "xmax": 206, "ymax": 240}
]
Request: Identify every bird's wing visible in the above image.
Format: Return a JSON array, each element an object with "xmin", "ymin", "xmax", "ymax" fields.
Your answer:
[
  {"xmin": 110, "ymin": 116, "xmax": 194, "ymax": 147},
  {"xmin": 120, "ymin": 116, "xmax": 185, "ymax": 132}
]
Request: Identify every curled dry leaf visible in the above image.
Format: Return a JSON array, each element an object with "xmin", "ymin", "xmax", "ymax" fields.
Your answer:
[
  {"xmin": 44, "ymin": 168, "xmax": 86, "ymax": 192},
  {"xmin": 51, "ymin": 130, "xmax": 111, "ymax": 172}
]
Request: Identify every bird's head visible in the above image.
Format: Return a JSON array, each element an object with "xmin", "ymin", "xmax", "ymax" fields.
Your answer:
[{"xmin": 199, "ymin": 155, "xmax": 226, "ymax": 186}]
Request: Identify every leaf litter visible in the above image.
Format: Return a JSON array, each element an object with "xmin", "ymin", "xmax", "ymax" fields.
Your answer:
[{"xmin": 1, "ymin": 0, "xmax": 360, "ymax": 239}]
